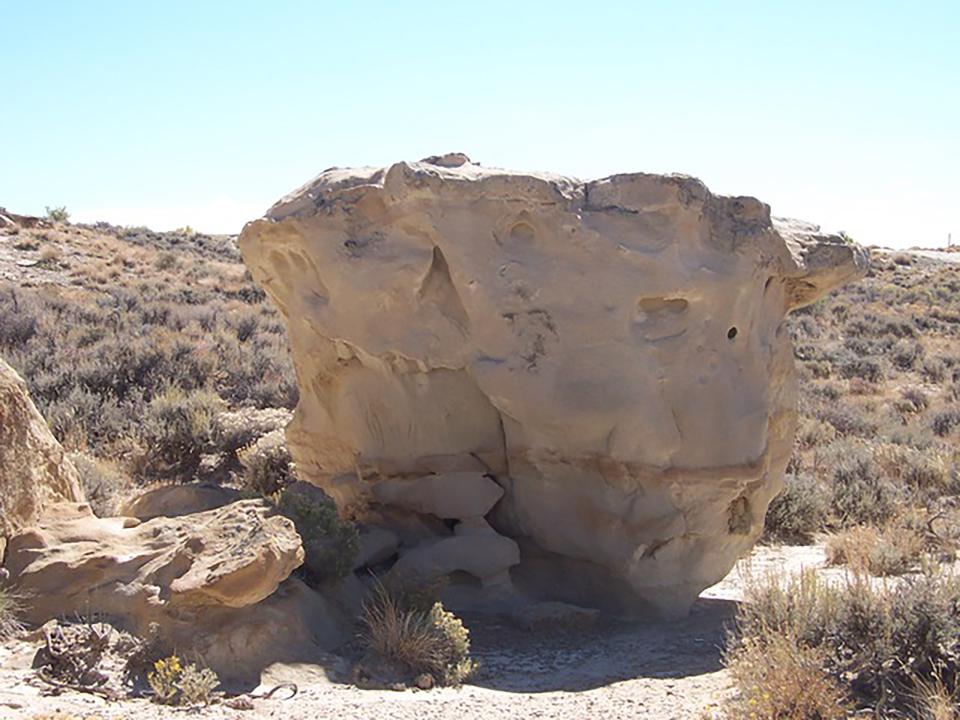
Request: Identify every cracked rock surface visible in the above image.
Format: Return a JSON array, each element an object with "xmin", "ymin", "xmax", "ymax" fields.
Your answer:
[{"xmin": 239, "ymin": 154, "xmax": 867, "ymax": 614}]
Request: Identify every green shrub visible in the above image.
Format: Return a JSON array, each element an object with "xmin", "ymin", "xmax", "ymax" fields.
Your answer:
[
  {"xmin": 932, "ymin": 407, "xmax": 960, "ymax": 437},
  {"xmin": 140, "ymin": 386, "xmax": 224, "ymax": 478},
  {"xmin": 176, "ymin": 663, "xmax": 220, "ymax": 706},
  {"xmin": 724, "ymin": 631, "xmax": 851, "ymax": 720},
  {"xmin": 239, "ymin": 429, "xmax": 295, "ymax": 496},
  {"xmin": 892, "ymin": 339, "xmax": 925, "ymax": 370},
  {"xmin": 825, "ymin": 444, "xmax": 898, "ymax": 526},
  {"xmin": 148, "ymin": 654, "xmax": 219, "ymax": 706},
  {"xmin": 360, "ymin": 579, "xmax": 477, "ymax": 686},
  {"xmin": 874, "ymin": 442, "xmax": 958, "ymax": 498},
  {"xmin": 232, "ymin": 312, "xmax": 259, "ymax": 342},
  {"xmin": 839, "ymin": 357, "xmax": 885, "ymax": 383},
  {"xmin": 797, "ymin": 417, "xmax": 837, "ymax": 449},
  {"xmin": 279, "ymin": 484, "xmax": 358, "ymax": 581},
  {"xmin": 899, "ymin": 387, "xmax": 930, "ymax": 414},
  {"xmin": 764, "ymin": 473, "xmax": 828, "ymax": 542},
  {"xmin": 154, "ymin": 252, "xmax": 178, "ymax": 271},
  {"xmin": 923, "ymin": 357, "xmax": 948, "ymax": 384},
  {"xmin": 45, "ymin": 205, "xmax": 70, "ymax": 223},
  {"xmin": 817, "ymin": 404, "xmax": 877, "ymax": 437},
  {"xmin": 216, "ymin": 407, "xmax": 292, "ymax": 454},
  {"xmin": 825, "ymin": 524, "xmax": 924, "ymax": 576},
  {"xmin": 69, "ymin": 451, "xmax": 130, "ymax": 516},
  {"xmin": 0, "ymin": 292, "xmax": 39, "ymax": 348}
]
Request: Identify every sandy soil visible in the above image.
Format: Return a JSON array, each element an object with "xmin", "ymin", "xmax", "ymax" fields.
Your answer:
[{"xmin": 0, "ymin": 542, "xmax": 833, "ymax": 720}]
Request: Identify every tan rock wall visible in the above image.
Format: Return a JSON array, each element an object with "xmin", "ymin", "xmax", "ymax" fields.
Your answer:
[{"xmin": 0, "ymin": 357, "xmax": 84, "ymax": 561}]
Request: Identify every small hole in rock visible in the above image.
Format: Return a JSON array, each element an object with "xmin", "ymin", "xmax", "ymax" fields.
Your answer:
[{"xmin": 727, "ymin": 326, "xmax": 738, "ymax": 340}]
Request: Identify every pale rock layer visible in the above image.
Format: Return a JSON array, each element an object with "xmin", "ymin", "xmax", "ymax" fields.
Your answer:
[
  {"xmin": 239, "ymin": 154, "xmax": 868, "ymax": 614},
  {"xmin": 372, "ymin": 471, "xmax": 504, "ymax": 519}
]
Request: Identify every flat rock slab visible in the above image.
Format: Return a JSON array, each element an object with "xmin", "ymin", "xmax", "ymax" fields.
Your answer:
[
  {"xmin": 391, "ymin": 532, "xmax": 520, "ymax": 582},
  {"xmin": 372, "ymin": 471, "xmax": 504, "ymax": 520},
  {"xmin": 120, "ymin": 482, "xmax": 242, "ymax": 520}
]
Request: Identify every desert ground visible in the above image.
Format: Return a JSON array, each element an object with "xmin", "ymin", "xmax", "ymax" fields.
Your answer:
[{"xmin": 0, "ymin": 544, "xmax": 840, "ymax": 720}]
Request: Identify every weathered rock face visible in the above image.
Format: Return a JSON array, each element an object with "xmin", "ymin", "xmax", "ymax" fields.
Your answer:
[
  {"xmin": 0, "ymin": 358, "xmax": 84, "ymax": 561},
  {"xmin": 5, "ymin": 500, "xmax": 303, "ymax": 621},
  {"xmin": 239, "ymin": 155, "xmax": 867, "ymax": 614},
  {"xmin": 3, "ymin": 500, "xmax": 321, "ymax": 679}
]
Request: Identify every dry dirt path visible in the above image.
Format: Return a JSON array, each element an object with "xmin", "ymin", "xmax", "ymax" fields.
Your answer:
[{"xmin": 0, "ymin": 544, "xmax": 831, "ymax": 720}]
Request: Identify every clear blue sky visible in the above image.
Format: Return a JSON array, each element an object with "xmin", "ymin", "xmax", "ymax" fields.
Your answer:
[{"xmin": 2, "ymin": 1, "xmax": 957, "ymax": 247}]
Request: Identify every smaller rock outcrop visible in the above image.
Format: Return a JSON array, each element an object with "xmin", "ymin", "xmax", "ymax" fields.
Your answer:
[
  {"xmin": 5, "ymin": 500, "xmax": 303, "ymax": 621},
  {"xmin": 0, "ymin": 358, "xmax": 84, "ymax": 561},
  {"xmin": 4, "ymin": 499, "xmax": 314, "ymax": 680},
  {"xmin": 0, "ymin": 355, "xmax": 347, "ymax": 681}
]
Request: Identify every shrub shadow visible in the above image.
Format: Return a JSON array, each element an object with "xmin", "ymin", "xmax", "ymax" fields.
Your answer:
[{"xmin": 463, "ymin": 597, "xmax": 736, "ymax": 694}]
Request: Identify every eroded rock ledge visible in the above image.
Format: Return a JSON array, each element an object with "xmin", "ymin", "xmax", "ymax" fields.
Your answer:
[{"xmin": 239, "ymin": 154, "xmax": 867, "ymax": 615}]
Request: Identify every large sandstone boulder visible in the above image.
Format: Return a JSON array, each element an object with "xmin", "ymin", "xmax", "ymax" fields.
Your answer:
[
  {"xmin": 239, "ymin": 154, "xmax": 867, "ymax": 614},
  {"xmin": 0, "ymin": 358, "xmax": 84, "ymax": 561}
]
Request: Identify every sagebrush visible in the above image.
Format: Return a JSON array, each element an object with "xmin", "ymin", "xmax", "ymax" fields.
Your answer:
[{"xmin": 360, "ymin": 578, "xmax": 477, "ymax": 686}]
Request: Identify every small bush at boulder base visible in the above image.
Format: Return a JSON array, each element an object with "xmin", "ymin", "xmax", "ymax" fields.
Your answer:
[
  {"xmin": 764, "ymin": 473, "xmax": 828, "ymax": 542},
  {"xmin": 0, "ymin": 587, "xmax": 23, "ymax": 639},
  {"xmin": 239, "ymin": 429, "xmax": 295, "ymax": 496},
  {"xmin": 147, "ymin": 654, "xmax": 219, "ymax": 706},
  {"xmin": 68, "ymin": 451, "xmax": 130, "ymax": 517},
  {"xmin": 279, "ymin": 485, "xmax": 358, "ymax": 581},
  {"xmin": 725, "ymin": 566, "xmax": 960, "ymax": 717},
  {"xmin": 176, "ymin": 663, "xmax": 221, "ymax": 706},
  {"xmin": 360, "ymin": 579, "xmax": 478, "ymax": 686}
]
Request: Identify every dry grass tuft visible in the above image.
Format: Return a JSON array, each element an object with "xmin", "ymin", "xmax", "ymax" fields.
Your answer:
[
  {"xmin": 724, "ymin": 566, "xmax": 960, "ymax": 718},
  {"xmin": 912, "ymin": 670, "xmax": 960, "ymax": 720},
  {"xmin": 825, "ymin": 523, "xmax": 925, "ymax": 576},
  {"xmin": 360, "ymin": 578, "xmax": 477, "ymax": 686},
  {"xmin": 0, "ymin": 586, "xmax": 24, "ymax": 640},
  {"xmin": 724, "ymin": 631, "xmax": 851, "ymax": 720}
]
